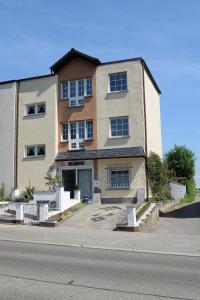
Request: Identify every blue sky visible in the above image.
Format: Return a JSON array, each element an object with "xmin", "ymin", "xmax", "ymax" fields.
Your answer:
[{"xmin": 0, "ymin": 0, "xmax": 200, "ymax": 185}]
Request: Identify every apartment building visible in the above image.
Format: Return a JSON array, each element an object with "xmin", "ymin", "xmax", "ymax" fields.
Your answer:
[{"xmin": 0, "ymin": 48, "xmax": 162, "ymax": 204}]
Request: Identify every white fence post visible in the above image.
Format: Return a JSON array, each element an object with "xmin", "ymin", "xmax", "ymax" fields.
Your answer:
[
  {"xmin": 74, "ymin": 190, "xmax": 80, "ymax": 201},
  {"xmin": 16, "ymin": 203, "xmax": 24, "ymax": 223},
  {"xmin": 39, "ymin": 204, "xmax": 48, "ymax": 222},
  {"xmin": 127, "ymin": 206, "xmax": 138, "ymax": 227}
]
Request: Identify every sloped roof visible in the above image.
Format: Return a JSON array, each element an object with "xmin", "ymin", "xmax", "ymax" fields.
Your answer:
[
  {"xmin": 50, "ymin": 48, "xmax": 101, "ymax": 73},
  {"xmin": 56, "ymin": 147, "xmax": 145, "ymax": 161}
]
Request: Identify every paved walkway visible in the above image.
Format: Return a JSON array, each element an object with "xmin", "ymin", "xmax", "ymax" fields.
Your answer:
[
  {"xmin": 147, "ymin": 196, "xmax": 200, "ymax": 235},
  {"xmin": 60, "ymin": 203, "xmax": 127, "ymax": 230}
]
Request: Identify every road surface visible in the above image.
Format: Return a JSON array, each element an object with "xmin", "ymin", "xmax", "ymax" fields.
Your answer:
[{"xmin": 0, "ymin": 240, "xmax": 199, "ymax": 299}]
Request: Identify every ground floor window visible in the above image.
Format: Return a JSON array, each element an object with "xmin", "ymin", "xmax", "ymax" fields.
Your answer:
[{"xmin": 106, "ymin": 164, "xmax": 131, "ymax": 189}]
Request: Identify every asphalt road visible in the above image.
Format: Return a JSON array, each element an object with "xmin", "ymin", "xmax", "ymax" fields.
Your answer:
[
  {"xmin": 0, "ymin": 240, "xmax": 199, "ymax": 299},
  {"xmin": 148, "ymin": 197, "xmax": 200, "ymax": 235}
]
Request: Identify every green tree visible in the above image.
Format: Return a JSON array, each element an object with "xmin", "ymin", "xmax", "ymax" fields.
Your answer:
[
  {"xmin": 165, "ymin": 145, "xmax": 196, "ymax": 180},
  {"xmin": 45, "ymin": 173, "xmax": 62, "ymax": 191},
  {"xmin": 146, "ymin": 152, "xmax": 170, "ymax": 202}
]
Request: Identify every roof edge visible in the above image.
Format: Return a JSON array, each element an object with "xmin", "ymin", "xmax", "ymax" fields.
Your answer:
[{"xmin": 0, "ymin": 74, "xmax": 55, "ymax": 86}]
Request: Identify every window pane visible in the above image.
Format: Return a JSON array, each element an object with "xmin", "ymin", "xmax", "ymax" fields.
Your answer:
[
  {"xmin": 70, "ymin": 81, "xmax": 76, "ymax": 97},
  {"xmin": 70, "ymin": 122, "xmax": 76, "ymax": 139},
  {"xmin": 86, "ymin": 120, "xmax": 93, "ymax": 139},
  {"xmin": 109, "ymin": 73, "xmax": 127, "ymax": 92},
  {"xmin": 62, "ymin": 82, "xmax": 68, "ymax": 99},
  {"xmin": 37, "ymin": 146, "xmax": 45, "ymax": 156},
  {"xmin": 62, "ymin": 123, "xmax": 68, "ymax": 140},
  {"xmin": 37, "ymin": 104, "xmax": 45, "ymax": 114},
  {"xmin": 27, "ymin": 147, "xmax": 35, "ymax": 157},
  {"xmin": 78, "ymin": 121, "xmax": 85, "ymax": 139},
  {"xmin": 86, "ymin": 78, "xmax": 92, "ymax": 96},
  {"xmin": 78, "ymin": 79, "xmax": 84, "ymax": 97},
  {"xmin": 27, "ymin": 106, "xmax": 35, "ymax": 115}
]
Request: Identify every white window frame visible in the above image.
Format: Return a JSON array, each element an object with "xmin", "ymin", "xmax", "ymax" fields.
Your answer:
[
  {"xmin": 60, "ymin": 77, "xmax": 92, "ymax": 104},
  {"xmin": 109, "ymin": 117, "xmax": 129, "ymax": 138},
  {"xmin": 63, "ymin": 120, "xmax": 93, "ymax": 149},
  {"xmin": 108, "ymin": 72, "xmax": 128, "ymax": 93},
  {"xmin": 25, "ymin": 103, "xmax": 46, "ymax": 116},
  {"xmin": 25, "ymin": 145, "xmax": 46, "ymax": 158}
]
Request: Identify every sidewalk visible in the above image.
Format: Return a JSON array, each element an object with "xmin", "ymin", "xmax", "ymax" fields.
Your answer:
[{"xmin": 0, "ymin": 223, "xmax": 200, "ymax": 256}]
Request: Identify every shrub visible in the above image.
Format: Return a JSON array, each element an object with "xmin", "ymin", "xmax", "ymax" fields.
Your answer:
[
  {"xmin": 45, "ymin": 173, "xmax": 62, "ymax": 191},
  {"xmin": 0, "ymin": 183, "xmax": 9, "ymax": 202},
  {"xmin": 21, "ymin": 184, "xmax": 38, "ymax": 202},
  {"xmin": 146, "ymin": 152, "xmax": 170, "ymax": 202},
  {"xmin": 185, "ymin": 178, "xmax": 196, "ymax": 202}
]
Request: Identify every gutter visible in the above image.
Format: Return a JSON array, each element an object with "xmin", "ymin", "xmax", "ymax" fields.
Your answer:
[
  {"xmin": 14, "ymin": 81, "xmax": 19, "ymax": 189},
  {"xmin": 141, "ymin": 60, "xmax": 149, "ymax": 201}
]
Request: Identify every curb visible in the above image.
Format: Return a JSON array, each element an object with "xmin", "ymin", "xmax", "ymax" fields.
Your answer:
[{"xmin": 0, "ymin": 238, "xmax": 200, "ymax": 258}]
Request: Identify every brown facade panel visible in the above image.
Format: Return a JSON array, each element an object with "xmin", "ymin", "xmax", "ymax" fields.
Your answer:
[{"xmin": 57, "ymin": 57, "xmax": 97, "ymax": 152}]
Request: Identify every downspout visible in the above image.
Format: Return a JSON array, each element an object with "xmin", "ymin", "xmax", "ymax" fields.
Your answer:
[
  {"xmin": 141, "ymin": 60, "xmax": 149, "ymax": 201},
  {"xmin": 14, "ymin": 80, "xmax": 19, "ymax": 189}
]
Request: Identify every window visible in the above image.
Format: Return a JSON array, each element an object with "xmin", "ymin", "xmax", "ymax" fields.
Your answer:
[
  {"xmin": 62, "ymin": 123, "xmax": 68, "ymax": 141},
  {"xmin": 110, "ymin": 170, "xmax": 129, "ymax": 189},
  {"xmin": 109, "ymin": 72, "xmax": 127, "ymax": 92},
  {"xmin": 60, "ymin": 77, "xmax": 93, "ymax": 104},
  {"xmin": 106, "ymin": 164, "xmax": 131, "ymax": 189},
  {"xmin": 26, "ymin": 103, "xmax": 45, "ymax": 116},
  {"xmin": 25, "ymin": 145, "xmax": 45, "ymax": 157},
  {"xmin": 110, "ymin": 117, "xmax": 128, "ymax": 137},
  {"xmin": 62, "ymin": 120, "xmax": 93, "ymax": 149},
  {"xmin": 86, "ymin": 120, "xmax": 93, "ymax": 139}
]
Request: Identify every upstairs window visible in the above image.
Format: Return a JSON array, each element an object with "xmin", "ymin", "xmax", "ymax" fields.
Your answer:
[
  {"xmin": 61, "ymin": 77, "xmax": 93, "ymax": 105},
  {"xmin": 61, "ymin": 123, "xmax": 68, "ymax": 141},
  {"xmin": 26, "ymin": 103, "xmax": 45, "ymax": 116},
  {"xmin": 109, "ymin": 72, "xmax": 127, "ymax": 92},
  {"xmin": 110, "ymin": 117, "xmax": 129, "ymax": 137},
  {"xmin": 25, "ymin": 145, "xmax": 45, "ymax": 157}
]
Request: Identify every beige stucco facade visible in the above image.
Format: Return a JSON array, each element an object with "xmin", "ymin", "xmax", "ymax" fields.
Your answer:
[
  {"xmin": 96, "ymin": 61, "xmax": 145, "ymax": 150},
  {"xmin": 97, "ymin": 157, "xmax": 146, "ymax": 201},
  {"xmin": 0, "ymin": 82, "xmax": 17, "ymax": 194},
  {"xmin": 144, "ymin": 69, "xmax": 162, "ymax": 157},
  {"xmin": 17, "ymin": 76, "xmax": 57, "ymax": 191}
]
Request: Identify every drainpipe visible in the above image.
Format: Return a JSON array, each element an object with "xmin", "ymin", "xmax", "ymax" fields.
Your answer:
[
  {"xmin": 141, "ymin": 60, "xmax": 149, "ymax": 202},
  {"xmin": 14, "ymin": 80, "xmax": 19, "ymax": 189}
]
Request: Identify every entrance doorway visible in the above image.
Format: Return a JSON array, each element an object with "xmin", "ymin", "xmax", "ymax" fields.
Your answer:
[
  {"xmin": 62, "ymin": 168, "xmax": 93, "ymax": 200},
  {"xmin": 62, "ymin": 170, "xmax": 76, "ymax": 198}
]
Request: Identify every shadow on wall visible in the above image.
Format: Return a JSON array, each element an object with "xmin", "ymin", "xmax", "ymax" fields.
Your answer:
[
  {"xmin": 104, "ymin": 91, "xmax": 128, "ymax": 101},
  {"xmin": 19, "ymin": 76, "xmax": 55, "ymax": 97},
  {"xmin": 105, "ymin": 137, "xmax": 130, "ymax": 147},
  {"xmin": 160, "ymin": 202, "xmax": 200, "ymax": 219}
]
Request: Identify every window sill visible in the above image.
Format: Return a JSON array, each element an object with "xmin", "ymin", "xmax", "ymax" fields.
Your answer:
[
  {"xmin": 107, "ymin": 90, "xmax": 128, "ymax": 95},
  {"xmin": 109, "ymin": 136, "xmax": 129, "ymax": 139},
  {"xmin": 68, "ymin": 105, "xmax": 84, "ymax": 108},
  {"xmin": 23, "ymin": 114, "xmax": 45, "ymax": 119},
  {"xmin": 60, "ymin": 140, "xmax": 68, "ymax": 143}
]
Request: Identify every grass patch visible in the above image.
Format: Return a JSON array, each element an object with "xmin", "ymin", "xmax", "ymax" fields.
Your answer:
[
  {"xmin": 136, "ymin": 202, "xmax": 151, "ymax": 220},
  {"xmin": 180, "ymin": 193, "xmax": 196, "ymax": 204},
  {"xmin": 57, "ymin": 202, "xmax": 86, "ymax": 223}
]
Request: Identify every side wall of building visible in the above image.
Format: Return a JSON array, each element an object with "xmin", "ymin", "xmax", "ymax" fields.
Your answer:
[
  {"xmin": 0, "ymin": 82, "xmax": 17, "ymax": 194},
  {"xmin": 144, "ymin": 69, "xmax": 162, "ymax": 157},
  {"xmin": 17, "ymin": 76, "xmax": 57, "ymax": 192},
  {"xmin": 96, "ymin": 60, "xmax": 145, "ymax": 150}
]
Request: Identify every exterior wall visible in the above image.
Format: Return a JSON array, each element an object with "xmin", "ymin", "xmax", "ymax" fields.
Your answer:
[
  {"xmin": 57, "ymin": 57, "xmax": 97, "ymax": 152},
  {"xmin": 144, "ymin": 69, "xmax": 162, "ymax": 157},
  {"xmin": 97, "ymin": 157, "xmax": 146, "ymax": 200},
  {"xmin": 17, "ymin": 76, "xmax": 57, "ymax": 192},
  {"xmin": 96, "ymin": 61, "xmax": 145, "ymax": 150},
  {"xmin": 0, "ymin": 82, "xmax": 17, "ymax": 194}
]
